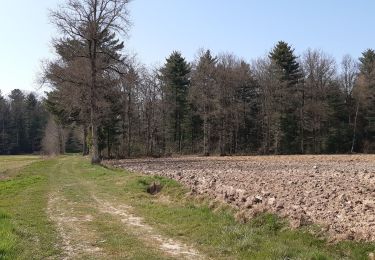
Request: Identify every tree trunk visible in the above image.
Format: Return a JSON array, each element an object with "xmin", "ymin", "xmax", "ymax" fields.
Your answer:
[
  {"xmin": 90, "ymin": 35, "xmax": 100, "ymax": 164},
  {"xmin": 58, "ymin": 125, "xmax": 65, "ymax": 154},
  {"xmin": 127, "ymin": 90, "xmax": 132, "ymax": 157},
  {"xmin": 107, "ymin": 130, "xmax": 111, "ymax": 158},
  {"xmin": 127, "ymin": 123, "xmax": 131, "ymax": 157},
  {"xmin": 351, "ymin": 102, "xmax": 359, "ymax": 153},
  {"xmin": 88, "ymin": 3, "xmax": 101, "ymax": 164},
  {"xmin": 203, "ymin": 108, "xmax": 209, "ymax": 156},
  {"xmin": 83, "ymin": 126, "xmax": 89, "ymax": 156},
  {"xmin": 91, "ymin": 118, "xmax": 100, "ymax": 164},
  {"xmin": 300, "ymin": 89, "xmax": 305, "ymax": 154},
  {"xmin": 219, "ymin": 118, "xmax": 226, "ymax": 156}
]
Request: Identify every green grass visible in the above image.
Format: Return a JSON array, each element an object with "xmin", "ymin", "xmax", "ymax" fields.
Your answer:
[
  {"xmin": 0, "ymin": 158, "xmax": 60, "ymax": 259},
  {"xmin": 0, "ymin": 155, "xmax": 374, "ymax": 259}
]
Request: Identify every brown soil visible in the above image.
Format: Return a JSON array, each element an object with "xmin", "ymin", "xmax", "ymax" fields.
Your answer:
[{"xmin": 105, "ymin": 155, "xmax": 375, "ymax": 242}]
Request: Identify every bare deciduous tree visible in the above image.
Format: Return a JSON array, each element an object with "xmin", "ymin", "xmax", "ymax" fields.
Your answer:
[
  {"xmin": 302, "ymin": 49, "xmax": 336, "ymax": 153},
  {"xmin": 339, "ymin": 55, "xmax": 359, "ymax": 152}
]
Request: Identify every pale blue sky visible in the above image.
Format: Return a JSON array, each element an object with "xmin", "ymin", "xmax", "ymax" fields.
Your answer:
[{"xmin": 1, "ymin": 0, "xmax": 374, "ymax": 95}]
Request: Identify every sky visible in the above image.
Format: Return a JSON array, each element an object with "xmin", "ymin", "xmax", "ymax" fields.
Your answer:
[{"xmin": 0, "ymin": 0, "xmax": 374, "ymax": 96}]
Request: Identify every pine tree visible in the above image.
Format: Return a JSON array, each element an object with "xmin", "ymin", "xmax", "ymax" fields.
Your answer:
[
  {"xmin": 190, "ymin": 50, "xmax": 217, "ymax": 155},
  {"xmin": 235, "ymin": 61, "xmax": 260, "ymax": 153},
  {"xmin": 8, "ymin": 89, "xmax": 27, "ymax": 154},
  {"xmin": 269, "ymin": 41, "xmax": 303, "ymax": 154},
  {"xmin": 25, "ymin": 93, "xmax": 45, "ymax": 153},
  {"xmin": 325, "ymin": 82, "xmax": 352, "ymax": 153},
  {"xmin": 65, "ymin": 128, "xmax": 82, "ymax": 153},
  {"xmin": 269, "ymin": 41, "xmax": 302, "ymax": 85},
  {"xmin": 0, "ymin": 91, "xmax": 9, "ymax": 154},
  {"xmin": 356, "ymin": 49, "xmax": 375, "ymax": 152},
  {"xmin": 160, "ymin": 51, "xmax": 191, "ymax": 153},
  {"xmin": 359, "ymin": 49, "xmax": 375, "ymax": 78}
]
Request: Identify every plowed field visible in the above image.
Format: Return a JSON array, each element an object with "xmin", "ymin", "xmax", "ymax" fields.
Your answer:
[{"xmin": 106, "ymin": 155, "xmax": 375, "ymax": 241}]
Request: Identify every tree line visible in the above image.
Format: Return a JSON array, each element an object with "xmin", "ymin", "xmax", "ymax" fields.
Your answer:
[
  {"xmin": 0, "ymin": 90, "xmax": 47, "ymax": 154},
  {"xmin": 0, "ymin": 89, "xmax": 83, "ymax": 155},
  {"xmin": 27, "ymin": 0, "xmax": 375, "ymax": 161}
]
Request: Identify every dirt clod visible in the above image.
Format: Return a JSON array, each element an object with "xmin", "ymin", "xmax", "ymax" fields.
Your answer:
[{"xmin": 147, "ymin": 181, "xmax": 163, "ymax": 195}]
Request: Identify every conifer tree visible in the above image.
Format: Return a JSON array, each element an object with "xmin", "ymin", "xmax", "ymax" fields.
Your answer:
[
  {"xmin": 190, "ymin": 50, "xmax": 217, "ymax": 155},
  {"xmin": 356, "ymin": 49, "xmax": 375, "ymax": 152},
  {"xmin": 0, "ymin": 91, "xmax": 8, "ymax": 154},
  {"xmin": 359, "ymin": 49, "xmax": 375, "ymax": 78},
  {"xmin": 160, "ymin": 51, "xmax": 191, "ymax": 153},
  {"xmin": 8, "ymin": 90, "xmax": 27, "ymax": 154},
  {"xmin": 25, "ymin": 93, "xmax": 47, "ymax": 153},
  {"xmin": 269, "ymin": 41, "xmax": 303, "ymax": 153}
]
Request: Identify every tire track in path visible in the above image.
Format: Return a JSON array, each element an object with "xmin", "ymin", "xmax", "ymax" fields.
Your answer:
[
  {"xmin": 92, "ymin": 195, "xmax": 205, "ymax": 260},
  {"xmin": 47, "ymin": 191, "xmax": 102, "ymax": 260}
]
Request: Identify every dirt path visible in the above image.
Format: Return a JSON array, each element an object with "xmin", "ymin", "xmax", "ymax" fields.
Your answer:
[
  {"xmin": 46, "ymin": 158, "xmax": 204, "ymax": 259},
  {"xmin": 47, "ymin": 192, "xmax": 102, "ymax": 259},
  {"xmin": 92, "ymin": 195, "xmax": 203, "ymax": 259}
]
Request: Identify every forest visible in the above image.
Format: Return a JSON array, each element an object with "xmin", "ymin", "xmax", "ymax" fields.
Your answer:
[
  {"xmin": 0, "ymin": 90, "xmax": 47, "ymax": 154},
  {"xmin": 1, "ymin": 0, "xmax": 374, "ymax": 161}
]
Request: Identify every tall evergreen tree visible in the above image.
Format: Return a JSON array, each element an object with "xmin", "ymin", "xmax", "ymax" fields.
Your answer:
[
  {"xmin": 160, "ymin": 51, "xmax": 191, "ymax": 153},
  {"xmin": 356, "ymin": 49, "xmax": 375, "ymax": 152},
  {"xmin": 269, "ymin": 41, "xmax": 303, "ymax": 153},
  {"xmin": 0, "ymin": 90, "xmax": 48, "ymax": 155},
  {"xmin": 25, "ymin": 93, "xmax": 47, "ymax": 153},
  {"xmin": 0, "ymin": 91, "xmax": 9, "ymax": 154},
  {"xmin": 190, "ymin": 50, "xmax": 218, "ymax": 155},
  {"xmin": 269, "ymin": 41, "xmax": 302, "ymax": 85},
  {"xmin": 8, "ymin": 89, "xmax": 27, "ymax": 154},
  {"xmin": 359, "ymin": 49, "xmax": 375, "ymax": 78},
  {"xmin": 325, "ymin": 82, "xmax": 352, "ymax": 153},
  {"xmin": 235, "ymin": 61, "xmax": 261, "ymax": 153}
]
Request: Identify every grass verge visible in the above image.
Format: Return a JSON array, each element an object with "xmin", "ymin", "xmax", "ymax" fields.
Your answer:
[{"xmin": 0, "ymin": 158, "xmax": 60, "ymax": 259}]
